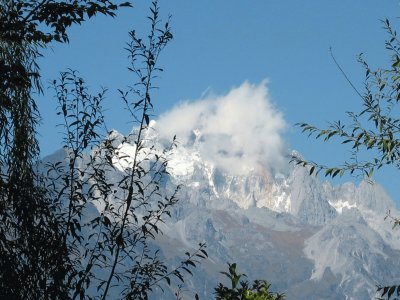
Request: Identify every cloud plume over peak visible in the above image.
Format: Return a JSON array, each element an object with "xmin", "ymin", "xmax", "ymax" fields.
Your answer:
[{"xmin": 156, "ymin": 81, "xmax": 287, "ymax": 175}]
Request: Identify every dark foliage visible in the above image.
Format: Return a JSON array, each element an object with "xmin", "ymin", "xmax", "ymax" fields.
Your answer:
[
  {"xmin": 0, "ymin": 0, "xmax": 209, "ymax": 299},
  {"xmin": 0, "ymin": 0, "xmax": 132, "ymax": 298}
]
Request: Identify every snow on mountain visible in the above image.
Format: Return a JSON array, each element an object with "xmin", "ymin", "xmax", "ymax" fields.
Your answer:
[{"xmin": 44, "ymin": 125, "xmax": 400, "ymax": 299}]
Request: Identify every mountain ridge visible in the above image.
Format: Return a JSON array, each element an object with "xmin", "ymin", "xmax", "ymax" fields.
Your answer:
[{"xmin": 43, "ymin": 126, "xmax": 400, "ymax": 299}]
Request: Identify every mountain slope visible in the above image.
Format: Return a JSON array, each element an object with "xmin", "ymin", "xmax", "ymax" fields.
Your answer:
[{"xmin": 45, "ymin": 126, "xmax": 400, "ymax": 299}]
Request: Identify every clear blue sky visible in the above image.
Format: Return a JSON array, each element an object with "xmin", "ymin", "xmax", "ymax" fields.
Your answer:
[{"xmin": 37, "ymin": 0, "xmax": 400, "ymax": 204}]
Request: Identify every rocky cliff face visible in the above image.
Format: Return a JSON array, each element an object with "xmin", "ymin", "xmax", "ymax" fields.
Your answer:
[
  {"xmin": 156, "ymin": 127, "xmax": 400, "ymax": 299},
  {"xmin": 45, "ymin": 126, "xmax": 400, "ymax": 299}
]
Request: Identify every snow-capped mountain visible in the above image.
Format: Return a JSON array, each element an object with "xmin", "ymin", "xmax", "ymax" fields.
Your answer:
[{"xmin": 46, "ymin": 124, "xmax": 400, "ymax": 299}]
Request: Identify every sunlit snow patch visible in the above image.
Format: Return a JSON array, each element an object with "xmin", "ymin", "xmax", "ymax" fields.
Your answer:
[
  {"xmin": 112, "ymin": 143, "xmax": 137, "ymax": 171},
  {"xmin": 329, "ymin": 199, "xmax": 357, "ymax": 214},
  {"xmin": 166, "ymin": 149, "xmax": 195, "ymax": 177},
  {"xmin": 166, "ymin": 144, "xmax": 202, "ymax": 179}
]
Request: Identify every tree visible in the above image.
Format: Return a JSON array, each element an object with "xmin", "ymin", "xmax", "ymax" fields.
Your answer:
[
  {"xmin": 0, "ymin": 1, "xmax": 132, "ymax": 298},
  {"xmin": 293, "ymin": 19, "xmax": 400, "ymax": 300},
  {"xmin": 214, "ymin": 263, "xmax": 285, "ymax": 300},
  {"xmin": 1, "ymin": 1, "xmax": 208, "ymax": 299}
]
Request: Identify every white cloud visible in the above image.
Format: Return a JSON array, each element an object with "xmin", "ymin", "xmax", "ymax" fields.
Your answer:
[{"xmin": 156, "ymin": 80, "xmax": 287, "ymax": 175}]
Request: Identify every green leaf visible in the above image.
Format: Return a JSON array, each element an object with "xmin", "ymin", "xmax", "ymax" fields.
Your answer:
[
  {"xmin": 119, "ymin": 2, "xmax": 132, "ymax": 7},
  {"xmin": 388, "ymin": 286, "xmax": 396, "ymax": 298},
  {"xmin": 309, "ymin": 166, "xmax": 315, "ymax": 175},
  {"xmin": 332, "ymin": 169, "xmax": 340, "ymax": 178},
  {"xmin": 165, "ymin": 277, "xmax": 170, "ymax": 286},
  {"xmin": 392, "ymin": 58, "xmax": 400, "ymax": 68}
]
